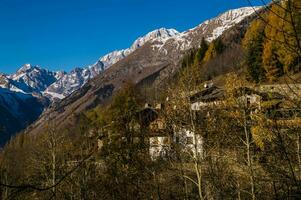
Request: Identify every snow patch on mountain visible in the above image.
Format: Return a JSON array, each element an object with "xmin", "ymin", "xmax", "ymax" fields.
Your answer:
[
  {"xmin": 100, "ymin": 50, "xmax": 131, "ymax": 67},
  {"xmin": 42, "ymin": 91, "xmax": 66, "ymax": 100}
]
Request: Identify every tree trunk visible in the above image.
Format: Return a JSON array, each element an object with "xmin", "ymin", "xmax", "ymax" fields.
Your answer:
[{"xmin": 244, "ymin": 110, "xmax": 256, "ymax": 200}]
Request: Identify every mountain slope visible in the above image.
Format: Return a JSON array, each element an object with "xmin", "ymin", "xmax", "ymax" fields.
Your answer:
[
  {"xmin": 45, "ymin": 28, "xmax": 180, "ymax": 99},
  {"xmin": 25, "ymin": 6, "xmax": 262, "ymax": 135},
  {"xmin": 0, "ymin": 88, "xmax": 49, "ymax": 145}
]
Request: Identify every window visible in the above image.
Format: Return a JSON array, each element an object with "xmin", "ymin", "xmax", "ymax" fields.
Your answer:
[
  {"xmin": 247, "ymin": 97, "xmax": 251, "ymax": 107},
  {"xmin": 150, "ymin": 137, "xmax": 159, "ymax": 146},
  {"xmin": 186, "ymin": 137, "xmax": 193, "ymax": 145}
]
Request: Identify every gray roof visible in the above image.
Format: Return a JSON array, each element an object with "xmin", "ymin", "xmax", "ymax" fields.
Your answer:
[{"xmin": 190, "ymin": 86, "xmax": 225, "ymax": 103}]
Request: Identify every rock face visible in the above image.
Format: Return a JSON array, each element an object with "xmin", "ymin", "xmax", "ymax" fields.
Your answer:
[
  {"xmin": 1, "ymin": 64, "xmax": 58, "ymax": 94},
  {"xmin": 23, "ymin": 6, "xmax": 262, "ymax": 135},
  {"xmin": 10, "ymin": 64, "xmax": 58, "ymax": 92}
]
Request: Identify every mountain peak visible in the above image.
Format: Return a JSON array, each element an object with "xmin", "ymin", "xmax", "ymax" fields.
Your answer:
[
  {"xmin": 131, "ymin": 28, "xmax": 180, "ymax": 50},
  {"xmin": 147, "ymin": 28, "xmax": 179, "ymax": 38},
  {"xmin": 100, "ymin": 50, "xmax": 129, "ymax": 66},
  {"xmin": 17, "ymin": 63, "xmax": 34, "ymax": 72},
  {"xmin": 216, "ymin": 6, "xmax": 261, "ymax": 24},
  {"xmin": 202, "ymin": 6, "xmax": 262, "ymax": 42},
  {"xmin": 94, "ymin": 28, "xmax": 180, "ymax": 70},
  {"xmin": 24, "ymin": 63, "xmax": 31, "ymax": 68}
]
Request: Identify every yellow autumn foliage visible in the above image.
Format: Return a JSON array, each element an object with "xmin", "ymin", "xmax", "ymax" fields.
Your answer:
[
  {"xmin": 203, "ymin": 42, "xmax": 216, "ymax": 63},
  {"xmin": 251, "ymin": 113, "xmax": 273, "ymax": 150},
  {"xmin": 242, "ymin": 19, "xmax": 265, "ymax": 49}
]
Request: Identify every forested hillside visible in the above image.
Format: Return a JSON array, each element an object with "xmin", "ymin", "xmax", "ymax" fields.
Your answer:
[
  {"xmin": 1, "ymin": 1, "xmax": 301, "ymax": 199},
  {"xmin": 243, "ymin": 0, "xmax": 301, "ymax": 82}
]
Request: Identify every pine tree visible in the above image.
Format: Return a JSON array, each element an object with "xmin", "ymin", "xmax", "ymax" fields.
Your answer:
[
  {"xmin": 214, "ymin": 38, "xmax": 225, "ymax": 54},
  {"xmin": 243, "ymin": 20, "xmax": 266, "ymax": 82},
  {"xmin": 263, "ymin": 4, "xmax": 285, "ymax": 81},
  {"xmin": 194, "ymin": 38, "xmax": 209, "ymax": 65},
  {"xmin": 182, "ymin": 50, "xmax": 196, "ymax": 68},
  {"xmin": 279, "ymin": 0, "xmax": 301, "ymax": 72},
  {"xmin": 203, "ymin": 38, "xmax": 224, "ymax": 62}
]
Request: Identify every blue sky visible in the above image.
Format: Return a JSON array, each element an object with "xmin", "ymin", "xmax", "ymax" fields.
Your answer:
[{"xmin": 0, "ymin": 0, "xmax": 264, "ymax": 74}]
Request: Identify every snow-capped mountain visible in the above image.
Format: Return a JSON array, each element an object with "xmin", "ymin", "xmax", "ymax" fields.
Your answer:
[
  {"xmin": 44, "ymin": 67, "xmax": 96, "ymax": 99},
  {"xmin": 148, "ymin": 7, "xmax": 262, "ymax": 54},
  {"xmin": 1, "ymin": 7, "xmax": 260, "ymax": 101},
  {"xmin": 0, "ymin": 64, "xmax": 59, "ymax": 94},
  {"xmin": 203, "ymin": 6, "xmax": 261, "ymax": 42},
  {"xmin": 0, "ymin": 6, "xmax": 262, "ymax": 145},
  {"xmin": 45, "ymin": 28, "xmax": 180, "ymax": 99},
  {"xmin": 44, "ymin": 6, "xmax": 260, "ymax": 100},
  {"xmin": 99, "ymin": 28, "xmax": 179, "ymax": 67}
]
